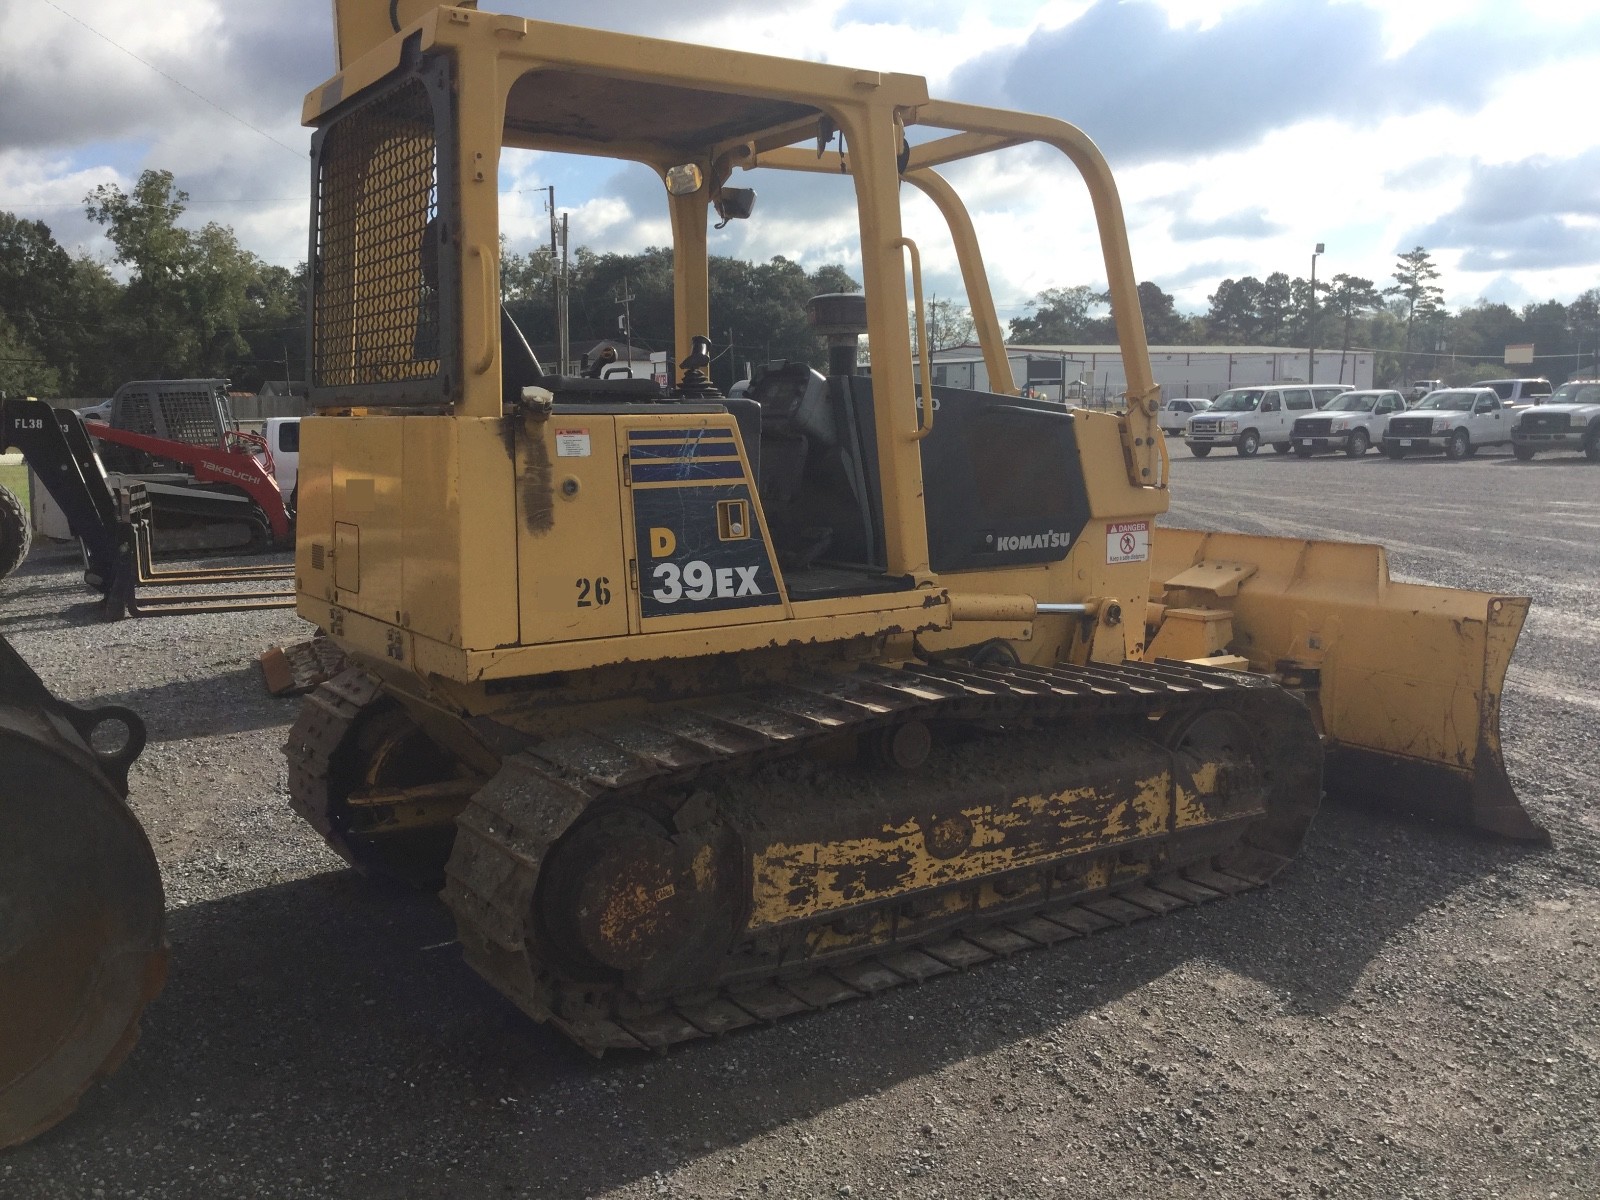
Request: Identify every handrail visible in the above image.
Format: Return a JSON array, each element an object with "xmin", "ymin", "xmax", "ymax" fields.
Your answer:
[
  {"xmin": 899, "ymin": 236, "xmax": 934, "ymax": 441},
  {"xmin": 469, "ymin": 243, "xmax": 496, "ymax": 376}
]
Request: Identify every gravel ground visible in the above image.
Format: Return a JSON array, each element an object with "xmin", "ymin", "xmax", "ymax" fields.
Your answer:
[{"xmin": 2, "ymin": 442, "xmax": 1597, "ymax": 1200}]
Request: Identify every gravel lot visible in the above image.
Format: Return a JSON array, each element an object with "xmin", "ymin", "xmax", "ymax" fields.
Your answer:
[{"xmin": 3, "ymin": 442, "xmax": 1597, "ymax": 1200}]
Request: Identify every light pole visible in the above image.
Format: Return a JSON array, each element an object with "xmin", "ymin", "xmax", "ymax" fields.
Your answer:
[{"xmin": 1308, "ymin": 242, "xmax": 1324, "ymax": 383}]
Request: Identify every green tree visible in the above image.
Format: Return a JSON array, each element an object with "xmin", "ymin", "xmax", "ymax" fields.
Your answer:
[
  {"xmin": 1385, "ymin": 246, "xmax": 1445, "ymax": 361},
  {"xmin": 923, "ymin": 296, "xmax": 976, "ymax": 353},
  {"xmin": 1255, "ymin": 272, "xmax": 1295, "ymax": 342},
  {"xmin": 1323, "ymin": 274, "xmax": 1383, "ymax": 383},
  {"xmin": 238, "ymin": 261, "xmax": 308, "ymax": 391},
  {"xmin": 59, "ymin": 256, "xmax": 125, "ymax": 395},
  {"xmin": 1008, "ymin": 284, "xmax": 1110, "ymax": 344},
  {"xmin": 1098, "ymin": 280, "xmax": 1189, "ymax": 345},
  {"xmin": 1447, "ymin": 301, "xmax": 1524, "ymax": 372},
  {"xmin": 1133, "ymin": 281, "xmax": 1187, "ymax": 344},
  {"xmin": 504, "ymin": 246, "xmax": 861, "ymax": 389},
  {"xmin": 83, "ymin": 169, "xmax": 295, "ymax": 388},
  {"xmin": 1519, "ymin": 299, "xmax": 1570, "ymax": 368},
  {"xmin": 0, "ymin": 214, "xmax": 74, "ymax": 352},
  {"xmin": 0, "ymin": 213, "xmax": 77, "ymax": 395},
  {"xmin": 0, "ymin": 312, "xmax": 60, "ymax": 397},
  {"xmin": 1569, "ymin": 288, "xmax": 1600, "ymax": 380},
  {"xmin": 85, "ymin": 170, "xmax": 196, "ymax": 375},
  {"xmin": 1205, "ymin": 277, "xmax": 1264, "ymax": 342},
  {"xmin": 711, "ymin": 255, "xmax": 860, "ymax": 389}
]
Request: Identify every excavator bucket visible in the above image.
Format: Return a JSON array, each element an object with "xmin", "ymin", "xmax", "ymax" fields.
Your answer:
[
  {"xmin": 1149, "ymin": 527, "xmax": 1544, "ymax": 843},
  {"xmin": 0, "ymin": 635, "xmax": 166, "ymax": 1149}
]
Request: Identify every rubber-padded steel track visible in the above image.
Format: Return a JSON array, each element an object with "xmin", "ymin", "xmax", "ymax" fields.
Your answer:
[
  {"xmin": 431, "ymin": 660, "xmax": 1321, "ymax": 1054},
  {"xmin": 285, "ymin": 666, "xmax": 386, "ymax": 865}
]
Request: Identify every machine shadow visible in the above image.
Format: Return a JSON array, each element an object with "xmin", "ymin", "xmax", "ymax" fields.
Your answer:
[
  {"xmin": 101, "ymin": 666, "xmax": 300, "ymax": 741},
  {"xmin": 11, "ymin": 804, "xmax": 1534, "ymax": 1197},
  {"xmin": 0, "ymin": 558, "xmax": 106, "ymax": 633},
  {"xmin": 1488, "ymin": 455, "xmax": 1598, "ymax": 468}
]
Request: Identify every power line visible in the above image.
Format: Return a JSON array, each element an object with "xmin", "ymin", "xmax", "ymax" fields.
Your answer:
[
  {"xmin": 34, "ymin": 0, "xmax": 308, "ymax": 162},
  {"xmin": 2, "ymin": 198, "xmax": 303, "ymax": 210},
  {"xmin": 4, "ymin": 189, "xmax": 551, "ymax": 212}
]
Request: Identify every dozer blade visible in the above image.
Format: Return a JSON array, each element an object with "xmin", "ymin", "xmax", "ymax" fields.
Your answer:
[
  {"xmin": 1151, "ymin": 527, "xmax": 1545, "ymax": 842},
  {"xmin": 0, "ymin": 638, "xmax": 166, "ymax": 1150}
]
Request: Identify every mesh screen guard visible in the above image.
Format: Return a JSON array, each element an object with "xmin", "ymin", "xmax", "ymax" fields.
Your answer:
[
  {"xmin": 310, "ymin": 57, "xmax": 459, "ymax": 406},
  {"xmin": 113, "ymin": 383, "xmax": 227, "ymax": 445}
]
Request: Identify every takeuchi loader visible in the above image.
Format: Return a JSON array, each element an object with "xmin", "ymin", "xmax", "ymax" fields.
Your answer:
[{"xmin": 0, "ymin": 0, "xmax": 1543, "ymax": 1146}]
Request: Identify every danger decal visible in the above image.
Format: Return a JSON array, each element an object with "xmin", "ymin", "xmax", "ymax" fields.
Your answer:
[{"xmin": 1106, "ymin": 520, "xmax": 1150, "ymax": 564}]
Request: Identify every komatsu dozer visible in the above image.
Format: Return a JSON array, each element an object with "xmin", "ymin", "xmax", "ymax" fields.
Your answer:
[
  {"xmin": 275, "ymin": 1, "xmax": 1542, "ymax": 1052},
  {"xmin": 4, "ymin": 4, "xmax": 1544, "ymax": 1147}
]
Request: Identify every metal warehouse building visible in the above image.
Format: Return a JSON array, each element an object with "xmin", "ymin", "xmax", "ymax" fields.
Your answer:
[{"xmin": 926, "ymin": 343, "xmax": 1375, "ymax": 404}]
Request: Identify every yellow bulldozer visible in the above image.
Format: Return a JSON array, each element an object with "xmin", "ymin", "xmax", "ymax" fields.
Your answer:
[{"xmin": 1, "ymin": 0, "xmax": 1542, "ymax": 1146}]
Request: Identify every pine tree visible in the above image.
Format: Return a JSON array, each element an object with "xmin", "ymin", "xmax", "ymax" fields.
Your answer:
[{"xmin": 1385, "ymin": 246, "xmax": 1445, "ymax": 363}]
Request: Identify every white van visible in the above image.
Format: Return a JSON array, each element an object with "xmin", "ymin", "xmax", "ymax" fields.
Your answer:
[{"xmin": 1184, "ymin": 385, "xmax": 1327, "ymax": 456}]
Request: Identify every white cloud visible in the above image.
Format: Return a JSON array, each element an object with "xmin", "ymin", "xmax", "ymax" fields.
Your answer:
[{"xmin": 2, "ymin": 0, "xmax": 1596, "ymax": 318}]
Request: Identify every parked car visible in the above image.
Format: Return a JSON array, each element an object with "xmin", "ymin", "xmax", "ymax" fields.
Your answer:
[
  {"xmin": 1158, "ymin": 397, "xmax": 1210, "ymax": 435},
  {"xmin": 1479, "ymin": 377, "xmax": 1552, "ymax": 410},
  {"xmin": 1184, "ymin": 385, "xmax": 1322, "ymax": 456},
  {"xmin": 76, "ymin": 399, "xmax": 112, "ymax": 423},
  {"xmin": 1382, "ymin": 388, "xmax": 1512, "ymax": 459},
  {"xmin": 1307, "ymin": 384, "xmax": 1354, "ymax": 408},
  {"xmin": 1511, "ymin": 378, "xmax": 1600, "ymax": 461},
  {"xmin": 1290, "ymin": 389, "xmax": 1408, "ymax": 457},
  {"xmin": 1405, "ymin": 379, "xmax": 1445, "ymax": 402}
]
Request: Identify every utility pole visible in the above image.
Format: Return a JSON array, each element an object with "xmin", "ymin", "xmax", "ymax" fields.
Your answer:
[
  {"xmin": 1308, "ymin": 242, "xmax": 1324, "ymax": 383},
  {"xmin": 617, "ymin": 277, "xmax": 636, "ymax": 371},
  {"xmin": 559, "ymin": 211, "xmax": 570, "ymax": 376},
  {"xmin": 546, "ymin": 186, "xmax": 573, "ymax": 376}
]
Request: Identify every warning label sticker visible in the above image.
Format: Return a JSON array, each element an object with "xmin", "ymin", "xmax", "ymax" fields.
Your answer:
[
  {"xmin": 555, "ymin": 428, "xmax": 591, "ymax": 458},
  {"xmin": 1106, "ymin": 519, "xmax": 1150, "ymax": 564}
]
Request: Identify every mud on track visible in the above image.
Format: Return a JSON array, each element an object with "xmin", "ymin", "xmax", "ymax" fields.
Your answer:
[{"xmin": 2, "ymin": 445, "xmax": 1597, "ymax": 1199}]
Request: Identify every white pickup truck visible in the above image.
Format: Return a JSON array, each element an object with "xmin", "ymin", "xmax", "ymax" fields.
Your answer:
[
  {"xmin": 1381, "ymin": 388, "xmax": 1511, "ymax": 459},
  {"xmin": 1290, "ymin": 389, "xmax": 1409, "ymax": 457},
  {"xmin": 262, "ymin": 417, "xmax": 300, "ymax": 508},
  {"xmin": 1511, "ymin": 378, "xmax": 1600, "ymax": 461}
]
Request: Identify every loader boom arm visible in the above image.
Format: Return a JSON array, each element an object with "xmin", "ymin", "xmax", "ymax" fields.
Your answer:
[{"xmin": 0, "ymin": 398, "xmax": 124, "ymax": 588}]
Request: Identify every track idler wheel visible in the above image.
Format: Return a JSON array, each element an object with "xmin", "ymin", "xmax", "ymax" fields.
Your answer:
[
  {"xmin": 537, "ymin": 804, "xmax": 742, "ymax": 996},
  {"xmin": 0, "ymin": 704, "xmax": 165, "ymax": 1149},
  {"xmin": 1156, "ymin": 682, "xmax": 1322, "ymax": 881}
]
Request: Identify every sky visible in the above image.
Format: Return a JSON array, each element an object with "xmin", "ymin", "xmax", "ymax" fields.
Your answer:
[{"xmin": 3, "ymin": 0, "xmax": 1599, "ymax": 325}]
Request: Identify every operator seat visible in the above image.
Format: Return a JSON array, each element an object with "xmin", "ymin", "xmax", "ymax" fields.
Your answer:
[{"xmin": 748, "ymin": 362, "xmax": 876, "ymax": 573}]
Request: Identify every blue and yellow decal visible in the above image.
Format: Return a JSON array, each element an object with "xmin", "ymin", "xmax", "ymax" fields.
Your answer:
[{"xmin": 627, "ymin": 426, "xmax": 782, "ymax": 618}]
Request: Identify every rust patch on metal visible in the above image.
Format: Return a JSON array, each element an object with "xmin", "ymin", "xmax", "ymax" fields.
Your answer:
[
  {"xmin": 921, "ymin": 811, "xmax": 974, "ymax": 859},
  {"xmin": 519, "ymin": 415, "xmax": 554, "ymax": 536},
  {"xmin": 436, "ymin": 660, "xmax": 1324, "ymax": 1054}
]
